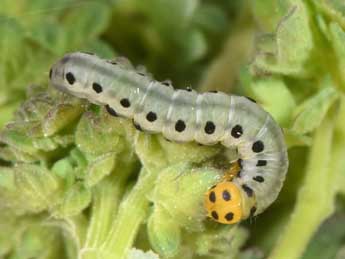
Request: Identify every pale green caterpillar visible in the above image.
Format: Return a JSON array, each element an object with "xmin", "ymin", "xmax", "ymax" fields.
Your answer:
[{"xmin": 49, "ymin": 52, "xmax": 288, "ymax": 224}]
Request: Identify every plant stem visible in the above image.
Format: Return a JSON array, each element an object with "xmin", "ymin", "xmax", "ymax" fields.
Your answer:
[
  {"xmin": 99, "ymin": 168, "xmax": 157, "ymax": 259},
  {"xmin": 80, "ymin": 160, "xmax": 133, "ymax": 259},
  {"xmin": 268, "ymin": 103, "xmax": 339, "ymax": 259},
  {"xmin": 83, "ymin": 179, "xmax": 125, "ymax": 247}
]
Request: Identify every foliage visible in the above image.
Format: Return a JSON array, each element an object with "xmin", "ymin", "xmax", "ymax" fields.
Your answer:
[{"xmin": 0, "ymin": 0, "xmax": 345, "ymax": 258}]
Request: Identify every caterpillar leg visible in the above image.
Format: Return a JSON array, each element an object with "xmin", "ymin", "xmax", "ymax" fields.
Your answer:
[{"xmin": 204, "ymin": 160, "xmax": 256, "ymax": 224}]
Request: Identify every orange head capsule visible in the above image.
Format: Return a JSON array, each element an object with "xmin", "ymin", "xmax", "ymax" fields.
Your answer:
[{"xmin": 204, "ymin": 181, "xmax": 243, "ymax": 224}]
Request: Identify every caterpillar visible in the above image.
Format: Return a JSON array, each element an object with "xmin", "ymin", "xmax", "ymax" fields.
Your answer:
[{"xmin": 49, "ymin": 52, "xmax": 289, "ymax": 224}]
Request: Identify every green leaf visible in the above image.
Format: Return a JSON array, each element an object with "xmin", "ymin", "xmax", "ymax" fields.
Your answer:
[
  {"xmin": 150, "ymin": 163, "xmax": 221, "ymax": 231},
  {"xmin": 0, "ymin": 213, "xmax": 17, "ymax": 256},
  {"xmin": 250, "ymin": 0, "xmax": 290, "ymax": 32},
  {"xmin": 241, "ymin": 73, "xmax": 296, "ymax": 126},
  {"xmin": 42, "ymin": 103, "xmax": 84, "ymax": 136},
  {"xmin": 313, "ymin": 0, "xmax": 345, "ymax": 29},
  {"xmin": 181, "ymin": 29, "xmax": 207, "ymax": 63},
  {"xmin": 252, "ymin": 2, "xmax": 314, "ymax": 77},
  {"xmin": 284, "ymin": 129, "xmax": 312, "ymax": 148},
  {"xmin": 193, "ymin": 4, "xmax": 227, "ymax": 33},
  {"xmin": 138, "ymin": 0, "xmax": 199, "ymax": 29},
  {"xmin": 8, "ymin": 223, "xmax": 64, "ymax": 259},
  {"xmin": 51, "ymin": 157, "xmax": 75, "ymax": 187},
  {"xmin": 75, "ymin": 111, "xmax": 127, "ymax": 156},
  {"xmin": 85, "ymin": 152, "xmax": 117, "ymax": 187},
  {"xmin": 292, "ymin": 87, "xmax": 338, "ymax": 134},
  {"xmin": 0, "ymin": 101, "xmax": 21, "ymax": 128},
  {"xmin": 0, "ymin": 125, "xmax": 37, "ymax": 155},
  {"xmin": 62, "ymin": 1, "xmax": 112, "ymax": 48},
  {"xmin": 52, "ymin": 183, "xmax": 91, "ymax": 218},
  {"xmin": 157, "ymin": 136, "xmax": 221, "ymax": 165},
  {"xmin": 193, "ymin": 225, "xmax": 248, "ymax": 259},
  {"xmin": 331, "ymin": 97, "xmax": 345, "ymax": 195},
  {"xmin": 0, "ymin": 146, "xmax": 36, "ymax": 163},
  {"xmin": 302, "ymin": 213, "xmax": 345, "ymax": 259},
  {"xmin": 148, "ymin": 207, "xmax": 181, "ymax": 257},
  {"xmin": 28, "ymin": 21, "xmax": 66, "ymax": 54},
  {"xmin": 83, "ymin": 39, "xmax": 115, "ymax": 58},
  {"xmin": 0, "ymin": 164, "xmax": 63, "ymax": 214},
  {"xmin": 329, "ymin": 22, "xmax": 345, "ymax": 90}
]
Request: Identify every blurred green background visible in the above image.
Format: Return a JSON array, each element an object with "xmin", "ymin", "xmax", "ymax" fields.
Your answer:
[{"xmin": 0, "ymin": 0, "xmax": 345, "ymax": 259}]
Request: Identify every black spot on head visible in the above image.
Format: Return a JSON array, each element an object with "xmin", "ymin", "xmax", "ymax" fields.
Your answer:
[
  {"xmin": 252, "ymin": 140, "xmax": 264, "ymax": 153},
  {"xmin": 208, "ymin": 90, "xmax": 218, "ymax": 93},
  {"xmin": 108, "ymin": 60, "xmax": 118, "ymax": 65},
  {"xmin": 204, "ymin": 121, "xmax": 216, "ymax": 134},
  {"xmin": 231, "ymin": 125, "xmax": 243, "ymax": 138},
  {"xmin": 186, "ymin": 87, "xmax": 192, "ymax": 92},
  {"xmin": 211, "ymin": 211, "xmax": 219, "ymax": 220},
  {"xmin": 92, "ymin": 82, "xmax": 103, "ymax": 93},
  {"xmin": 175, "ymin": 120, "xmax": 186, "ymax": 132},
  {"xmin": 209, "ymin": 191, "xmax": 216, "ymax": 203},
  {"xmin": 120, "ymin": 98, "xmax": 131, "ymax": 108},
  {"xmin": 242, "ymin": 184, "xmax": 254, "ymax": 197},
  {"xmin": 256, "ymin": 160, "xmax": 267, "ymax": 166},
  {"xmin": 49, "ymin": 69, "xmax": 52, "ymax": 79},
  {"xmin": 225, "ymin": 212, "xmax": 234, "ymax": 221},
  {"xmin": 250, "ymin": 206, "xmax": 257, "ymax": 217},
  {"xmin": 105, "ymin": 105, "xmax": 118, "ymax": 117},
  {"xmin": 66, "ymin": 72, "xmax": 75, "ymax": 85},
  {"xmin": 132, "ymin": 120, "xmax": 142, "ymax": 131},
  {"xmin": 246, "ymin": 96, "xmax": 257, "ymax": 103},
  {"xmin": 146, "ymin": 111, "xmax": 157, "ymax": 122},
  {"xmin": 253, "ymin": 176, "xmax": 264, "ymax": 183},
  {"xmin": 222, "ymin": 190, "xmax": 231, "ymax": 201}
]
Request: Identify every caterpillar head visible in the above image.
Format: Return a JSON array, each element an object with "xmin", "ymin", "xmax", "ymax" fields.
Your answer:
[
  {"xmin": 49, "ymin": 52, "xmax": 102, "ymax": 101},
  {"xmin": 205, "ymin": 181, "xmax": 255, "ymax": 224}
]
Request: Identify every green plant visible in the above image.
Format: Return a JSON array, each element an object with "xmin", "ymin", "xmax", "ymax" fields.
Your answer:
[{"xmin": 0, "ymin": 1, "xmax": 345, "ymax": 259}]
